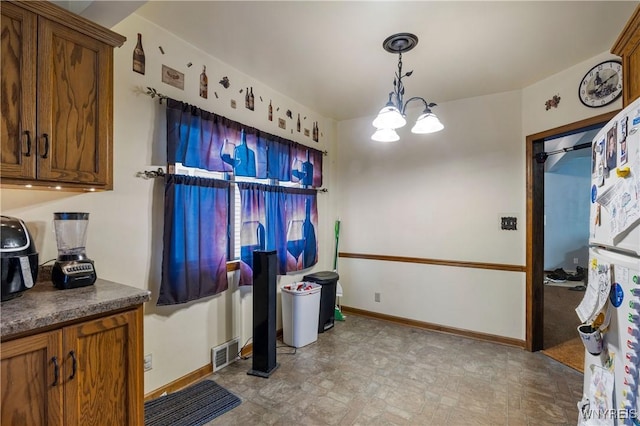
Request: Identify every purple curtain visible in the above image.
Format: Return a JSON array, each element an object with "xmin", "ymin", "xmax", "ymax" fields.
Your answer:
[
  {"xmin": 166, "ymin": 98, "xmax": 231, "ymax": 172},
  {"xmin": 162, "ymin": 97, "xmax": 322, "ymax": 295},
  {"xmin": 166, "ymin": 98, "xmax": 323, "ymax": 186},
  {"xmin": 238, "ymin": 183, "xmax": 317, "ymax": 284},
  {"xmin": 159, "ymin": 175, "xmax": 230, "ymax": 305},
  {"xmin": 290, "ymin": 143, "xmax": 323, "ymax": 187}
]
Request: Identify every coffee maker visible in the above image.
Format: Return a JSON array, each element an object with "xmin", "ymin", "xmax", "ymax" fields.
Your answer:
[{"xmin": 51, "ymin": 212, "xmax": 96, "ymax": 289}]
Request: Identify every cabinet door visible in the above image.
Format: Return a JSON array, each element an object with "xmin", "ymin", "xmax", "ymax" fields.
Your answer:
[
  {"xmin": 62, "ymin": 308, "xmax": 143, "ymax": 426},
  {"xmin": 625, "ymin": 41, "xmax": 640, "ymax": 106},
  {"xmin": 36, "ymin": 17, "xmax": 112, "ymax": 188},
  {"xmin": 0, "ymin": 331, "xmax": 64, "ymax": 426},
  {"xmin": 0, "ymin": 2, "xmax": 37, "ymax": 179}
]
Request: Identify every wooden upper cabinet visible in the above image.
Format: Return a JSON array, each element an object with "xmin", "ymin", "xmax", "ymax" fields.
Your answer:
[
  {"xmin": 0, "ymin": 1, "xmax": 125, "ymax": 191},
  {"xmin": 612, "ymin": 4, "xmax": 640, "ymax": 107},
  {"xmin": 1, "ymin": 2, "xmax": 37, "ymax": 180},
  {"xmin": 37, "ymin": 18, "xmax": 112, "ymax": 186}
]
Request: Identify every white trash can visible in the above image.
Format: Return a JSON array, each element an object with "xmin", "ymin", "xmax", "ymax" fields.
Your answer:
[{"xmin": 281, "ymin": 282, "xmax": 321, "ymax": 348}]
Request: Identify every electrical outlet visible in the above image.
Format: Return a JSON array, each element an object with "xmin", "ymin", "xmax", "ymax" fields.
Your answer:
[
  {"xmin": 501, "ymin": 216, "xmax": 517, "ymax": 230},
  {"xmin": 144, "ymin": 354, "xmax": 152, "ymax": 372},
  {"xmin": 374, "ymin": 292, "xmax": 381, "ymax": 303},
  {"xmin": 573, "ymin": 258, "xmax": 579, "ymax": 264}
]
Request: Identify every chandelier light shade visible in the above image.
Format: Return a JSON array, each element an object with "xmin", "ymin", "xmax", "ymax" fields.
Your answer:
[
  {"xmin": 372, "ymin": 102, "xmax": 406, "ymax": 130},
  {"xmin": 411, "ymin": 109, "xmax": 444, "ymax": 134},
  {"xmin": 371, "ymin": 127, "xmax": 400, "ymax": 143},
  {"xmin": 371, "ymin": 33, "xmax": 444, "ymax": 141}
]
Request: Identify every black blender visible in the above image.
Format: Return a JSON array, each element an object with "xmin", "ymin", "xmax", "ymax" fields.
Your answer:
[{"xmin": 51, "ymin": 212, "xmax": 97, "ymax": 289}]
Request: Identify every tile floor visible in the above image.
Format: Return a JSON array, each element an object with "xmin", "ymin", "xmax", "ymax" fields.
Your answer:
[{"xmin": 206, "ymin": 314, "xmax": 583, "ymax": 425}]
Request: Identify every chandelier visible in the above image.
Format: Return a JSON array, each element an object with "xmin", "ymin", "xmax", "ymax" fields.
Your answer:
[{"xmin": 371, "ymin": 33, "xmax": 444, "ymax": 142}]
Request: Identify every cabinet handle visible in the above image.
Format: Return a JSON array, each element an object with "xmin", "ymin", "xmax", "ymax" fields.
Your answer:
[
  {"xmin": 24, "ymin": 130, "xmax": 32, "ymax": 157},
  {"xmin": 41, "ymin": 133, "xmax": 49, "ymax": 159},
  {"xmin": 69, "ymin": 350, "xmax": 77, "ymax": 380},
  {"xmin": 51, "ymin": 356, "xmax": 59, "ymax": 387}
]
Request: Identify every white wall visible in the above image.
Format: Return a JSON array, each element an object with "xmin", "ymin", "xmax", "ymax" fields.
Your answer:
[
  {"xmin": 0, "ymin": 13, "xmax": 338, "ymax": 394},
  {"xmin": 335, "ymin": 49, "xmax": 625, "ymax": 342},
  {"xmin": 544, "ymin": 155, "xmax": 591, "ymax": 271},
  {"xmin": 522, "ymin": 51, "xmax": 623, "ymax": 136},
  {"xmin": 336, "ymin": 91, "xmax": 527, "ymax": 339}
]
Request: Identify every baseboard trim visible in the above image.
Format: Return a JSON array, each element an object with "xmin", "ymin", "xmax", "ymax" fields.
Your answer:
[
  {"xmin": 144, "ymin": 364, "xmax": 212, "ymax": 401},
  {"xmin": 341, "ymin": 306, "xmax": 526, "ymax": 348},
  {"xmin": 241, "ymin": 342, "xmax": 253, "ymax": 358},
  {"xmin": 145, "ymin": 329, "xmax": 284, "ymax": 401}
]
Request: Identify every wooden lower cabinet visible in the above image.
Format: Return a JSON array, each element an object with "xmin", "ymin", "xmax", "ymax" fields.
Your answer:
[
  {"xmin": 1, "ymin": 307, "xmax": 143, "ymax": 426},
  {"xmin": 0, "ymin": 331, "xmax": 63, "ymax": 425}
]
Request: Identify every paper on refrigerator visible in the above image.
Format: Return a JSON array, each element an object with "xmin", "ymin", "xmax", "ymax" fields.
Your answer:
[
  {"xmin": 577, "ymin": 365, "xmax": 615, "ymax": 426},
  {"xmin": 576, "ymin": 263, "xmax": 612, "ymax": 324},
  {"xmin": 595, "ymin": 174, "xmax": 640, "ymax": 243}
]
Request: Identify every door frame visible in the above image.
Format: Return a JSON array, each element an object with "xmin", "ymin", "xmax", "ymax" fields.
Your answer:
[{"xmin": 525, "ymin": 110, "xmax": 619, "ymax": 351}]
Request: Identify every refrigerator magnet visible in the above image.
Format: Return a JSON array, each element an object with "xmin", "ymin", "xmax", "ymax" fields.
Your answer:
[
  {"xmin": 610, "ymin": 283, "xmax": 624, "ymax": 308},
  {"xmin": 616, "ymin": 167, "xmax": 630, "ymax": 177}
]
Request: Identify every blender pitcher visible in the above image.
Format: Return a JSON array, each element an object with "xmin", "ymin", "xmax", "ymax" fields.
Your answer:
[{"xmin": 52, "ymin": 212, "xmax": 97, "ymax": 289}]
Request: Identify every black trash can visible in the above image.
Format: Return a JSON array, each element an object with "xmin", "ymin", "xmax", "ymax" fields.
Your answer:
[{"xmin": 302, "ymin": 271, "xmax": 339, "ymax": 333}]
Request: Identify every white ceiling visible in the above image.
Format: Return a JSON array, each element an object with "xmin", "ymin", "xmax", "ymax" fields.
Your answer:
[{"xmin": 76, "ymin": 1, "xmax": 638, "ymax": 122}]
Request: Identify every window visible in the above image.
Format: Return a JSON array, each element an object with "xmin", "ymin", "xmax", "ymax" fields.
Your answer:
[{"xmin": 173, "ymin": 163, "xmax": 304, "ymax": 261}]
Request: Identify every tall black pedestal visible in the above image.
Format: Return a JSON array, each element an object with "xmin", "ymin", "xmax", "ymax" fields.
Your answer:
[{"xmin": 247, "ymin": 250, "xmax": 279, "ymax": 378}]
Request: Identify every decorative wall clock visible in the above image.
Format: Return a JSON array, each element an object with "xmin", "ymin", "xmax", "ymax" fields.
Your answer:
[{"xmin": 578, "ymin": 60, "xmax": 623, "ymax": 108}]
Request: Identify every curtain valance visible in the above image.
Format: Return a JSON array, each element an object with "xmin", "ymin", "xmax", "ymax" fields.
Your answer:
[{"xmin": 166, "ymin": 98, "xmax": 323, "ymax": 187}]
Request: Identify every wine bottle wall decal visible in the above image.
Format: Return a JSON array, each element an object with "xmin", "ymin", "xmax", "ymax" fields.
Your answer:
[
  {"xmin": 268, "ymin": 101, "xmax": 273, "ymax": 121},
  {"xmin": 244, "ymin": 87, "xmax": 255, "ymax": 110},
  {"xmin": 199, "ymin": 66, "xmax": 208, "ymax": 99},
  {"xmin": 133, "ymin": 33, "xmax": 145, "ymax": 75}
]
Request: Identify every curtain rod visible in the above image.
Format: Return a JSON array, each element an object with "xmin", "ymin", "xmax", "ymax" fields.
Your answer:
[
  {"xmin": 136, "ymin": 168, "xmax": 166, "ymax": 179},
  {"xmin": 535, "ymin": 141, "xmax": 591, "ymax": 164},
  {"xmin": 135, "ymin": 167, "xmax": 328, "ymax": 192}
]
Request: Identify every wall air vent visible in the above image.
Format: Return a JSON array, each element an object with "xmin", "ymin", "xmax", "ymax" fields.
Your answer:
[{"xmin": 211, "ymin": 337, "xmax": 240, "ymax": 372}]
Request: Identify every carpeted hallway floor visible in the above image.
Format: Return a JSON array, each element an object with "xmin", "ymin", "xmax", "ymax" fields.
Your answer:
[{"xmin": 205, "ymin": 313, "xmax": 583, "ymax": 424}]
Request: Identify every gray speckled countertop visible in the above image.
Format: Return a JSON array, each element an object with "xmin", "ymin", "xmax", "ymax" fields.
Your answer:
[{"xmin": 1, "ymin": 278, "xmax": 150, "ymax": 339}]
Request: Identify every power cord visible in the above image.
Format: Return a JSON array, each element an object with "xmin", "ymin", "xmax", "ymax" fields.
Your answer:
[
  {"xmin": 235, "ymin": 337, "xmax": 299, "ymax": 359},
  {"xmin": 276, "ymin": 343, "xmax": 297, "ymax": 355}
]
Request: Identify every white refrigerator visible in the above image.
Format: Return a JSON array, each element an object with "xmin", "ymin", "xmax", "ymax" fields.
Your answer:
[{"xmin": 577, "ymin": 97, "xmax": 640, "ymax": 426}]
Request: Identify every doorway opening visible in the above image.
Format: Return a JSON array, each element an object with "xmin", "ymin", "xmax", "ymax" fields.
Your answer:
[
  {"xmin": 525, "ymin": 110, "xmax": 618, "ymax": 353},
  {"xmin": 540, "ymin": 128, "xmax": 600, "ymax": 371}
]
